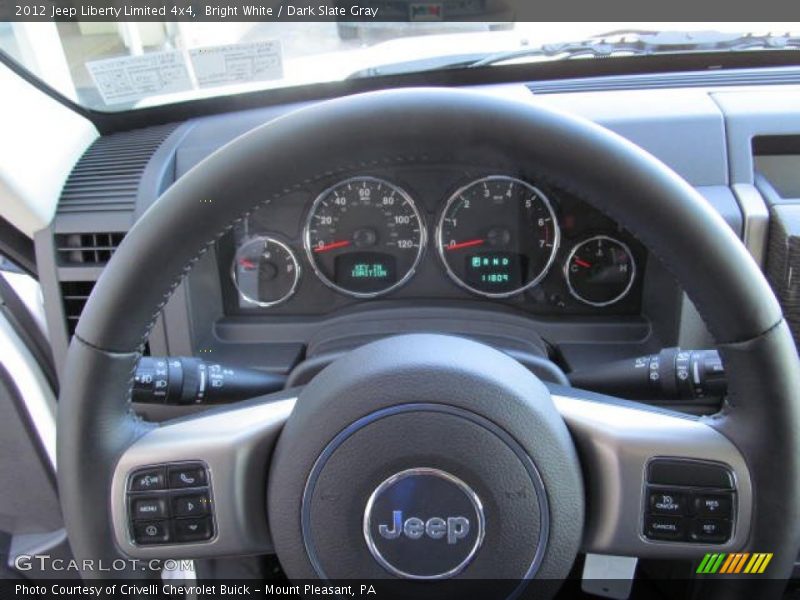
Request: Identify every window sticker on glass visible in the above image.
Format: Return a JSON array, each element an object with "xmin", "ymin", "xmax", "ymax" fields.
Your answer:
[
  {"xmin": 189, "ymin": 41, "xmax": 283, "ymax": 89},
  {"xmin": 86, "ymin": 51, "xmax": 192, "ymax": 106}
]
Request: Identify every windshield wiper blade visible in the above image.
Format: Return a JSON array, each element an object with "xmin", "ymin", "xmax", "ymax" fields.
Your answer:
[
  {"xmin": 346, "ymin": 30, "xmax": 800, "ymax": 81},
  {"xmin": 347, "ymin": 53, "xmax": 488, "ymax": 79},
  {"xmin": 470, "ymin": 30, "xmax": 800, "ymax": 68}
]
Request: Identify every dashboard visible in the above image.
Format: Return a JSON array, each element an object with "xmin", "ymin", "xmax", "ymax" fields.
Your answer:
[
  {"xmin": 17, "ymin": 60, "xmax": 800, "ymax": 584},
  {"xmin": 219, "ymin": 166, "xmax": 645, "ymax": 317},
  {"xmin": 35, "ymin": 74, "xmax": 800, "ymax": 413}
]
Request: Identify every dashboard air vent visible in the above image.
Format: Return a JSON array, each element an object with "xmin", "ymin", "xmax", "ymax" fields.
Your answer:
[
  {"xmin": 58, "ymin": 123, "xmax": 180, "ymax": 214},
  {"xmin": 60, "ymin": 281, "xmax": 95, "ymax": 338},
  {"xmin": 60, "ymin": 280, "xmax": 149, "ymax": 354},
  {"xmin": 56, "ymin": 232, "xmax": 125, "ymax": 265}
]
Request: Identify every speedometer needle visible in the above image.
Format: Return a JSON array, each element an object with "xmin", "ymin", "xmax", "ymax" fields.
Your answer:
[
  {"xmin": 446, "ymin": 238, "xmax": 485, "ymax": 251},
  {"xmin": 314, "ymin": 240, "xmax": 351, "ymax": 253}
]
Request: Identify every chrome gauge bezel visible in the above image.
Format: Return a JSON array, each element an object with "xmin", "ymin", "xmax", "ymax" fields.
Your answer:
[
  {"xmin": 435, "ymin": 175, "xmax": 561, "ymax": 299},
  {"xmin": 564, "ymin": 234, "xmax": 637, "ymax": 307},
  {"xmin": 230, "ymin": 236, "xmax": 301, "ymax": 308},
  {"xmin": 303, "ymin": 176, "xmax": 427, "ymax": 299}
]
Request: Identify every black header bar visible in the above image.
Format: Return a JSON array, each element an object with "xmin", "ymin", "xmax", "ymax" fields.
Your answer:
[{"xmin": 1, "ymin": 0, "xmax": 799, "ymax": 22}]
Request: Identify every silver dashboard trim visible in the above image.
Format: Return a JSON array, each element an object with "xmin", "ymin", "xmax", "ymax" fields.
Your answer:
[{"xmin": 731, "ymin": 183, "xmax": 770, "ymax": 267}]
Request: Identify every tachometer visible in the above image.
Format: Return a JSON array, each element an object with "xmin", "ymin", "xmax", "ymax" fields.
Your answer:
[
  {"xmin": 436, "ymin": 176, "xmax": 559, "ymax": 297},
  {"xmin": 304, "ymin": 176, "xmax": 425, "ymax": 297}
]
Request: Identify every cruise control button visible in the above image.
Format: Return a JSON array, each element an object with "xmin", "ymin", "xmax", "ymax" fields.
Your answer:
[
  {"xmin": 645, "ymin": 516, "xmax": 685, "ymax": 541},
  {"xmin": 691, "ymin": 518, "xmax": 731, "ymax": 543},
  {"xmin": 168, "ymin": 464, "xmax": 207, "ymax": 488},
  {"xmin": 129, "ymin": 468, "xmax": 166, "ymax": 491},
  {"xmin": 131, "ymin": 496, "xmax": 167, "ymax": 520},
  {"xmin": 649, "ymin": 491, "xmax": 686, "ymax": 515},
  {"xmin": 174, "ymin": 517, "xmax": 213, "ymax": 542},
  {"xmin": 172, "ymin": 493, "xmax": 210, "ymax": 517},
  {"xmin": 133, "ymin": 520, "xmax": 170, "ymax": 544},
  {"xmin": 693, "ymin": 494, "xmax": 732, "ymax": 518}
]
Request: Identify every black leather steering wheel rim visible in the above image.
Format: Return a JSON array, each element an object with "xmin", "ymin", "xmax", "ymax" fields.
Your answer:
[{"xmin": 58, "ymin": 88, "xmax": 800, "ymax": 594}]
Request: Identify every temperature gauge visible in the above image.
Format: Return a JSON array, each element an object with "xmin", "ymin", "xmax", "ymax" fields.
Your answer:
[
  {"xmin": 565, "ymin": 235, "xmax": 636, "ymax": 307},
  {"xmin": 231, "ymin": 236, "xmax": 300, "ymax": 307}
]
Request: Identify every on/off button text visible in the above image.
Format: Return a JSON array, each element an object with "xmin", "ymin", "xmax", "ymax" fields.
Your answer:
[{"xmin": 649, "ymin": 491, "xmax": 686, "ymax": 515}]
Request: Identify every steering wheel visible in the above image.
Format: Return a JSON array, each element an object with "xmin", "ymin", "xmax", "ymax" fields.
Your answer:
[{"xmin": 58, "ymin": 89, "xmax": 800, "ymax": 597}]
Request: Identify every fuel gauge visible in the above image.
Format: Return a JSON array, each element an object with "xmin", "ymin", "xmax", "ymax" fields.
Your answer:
[
  {"xmin": 232, "ymin": 236, "xmax": 300, "ymax": 307},
  {"xmin": 565, "ymin": 235, "xmax": 636, "ymax": 307}
]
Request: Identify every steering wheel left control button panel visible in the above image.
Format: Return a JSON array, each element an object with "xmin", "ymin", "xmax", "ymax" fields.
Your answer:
[{"xmin": 126, "ymin": 462, "xmax": 215, "ymax": 546}]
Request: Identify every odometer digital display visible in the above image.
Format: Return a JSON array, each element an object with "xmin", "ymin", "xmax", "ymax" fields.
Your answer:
[
  {"xmin": 437, "ymin": 176, "xmax": 559, "ymax": 298},
  {"xmin": 304, "ymin": 177, "xmax": 425, "ymax": 297},
  {"xmin": 463, "ymin": 251, "xmax": 525, "ymax": 293}
]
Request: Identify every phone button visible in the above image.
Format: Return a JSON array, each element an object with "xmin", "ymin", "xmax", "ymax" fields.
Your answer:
[{"xmin": 168, "ymin": 464, "xmax": 207, "ymax": 489}]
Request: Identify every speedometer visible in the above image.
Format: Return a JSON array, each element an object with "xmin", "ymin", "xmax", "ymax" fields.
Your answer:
[
  {"xmin": 436, "ymin": 176, "xmax": 559, "ymax": 298},
  {"xmin": 304, "ymin": 176, "xmax": 425, "ymax": 298}
]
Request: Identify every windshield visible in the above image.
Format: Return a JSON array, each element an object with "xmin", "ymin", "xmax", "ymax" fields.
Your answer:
[{"xmin": 1, "ymin": 21, "xmax": 798, "ymax": 111}]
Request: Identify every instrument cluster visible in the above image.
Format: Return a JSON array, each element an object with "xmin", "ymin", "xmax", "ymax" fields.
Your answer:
[{"xmin": 224, "ymin": 171, "xmax": 645, "ymax": 316}]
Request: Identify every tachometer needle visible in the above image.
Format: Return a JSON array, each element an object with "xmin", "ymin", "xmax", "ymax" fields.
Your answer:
[
  {"xmin": 574, "ymin": 258, "xmax": 592, "ymax": 268},
  {"xmin": 446, "ymin": 238, "xmax": 485, "ymax": 251},
  {"xmin": 314, "ymin": 240, "xmax": 351, "ymax": 253},
  {"xmin": 239, "ymin": 258, "xmax": 257, "ymax": 269}
]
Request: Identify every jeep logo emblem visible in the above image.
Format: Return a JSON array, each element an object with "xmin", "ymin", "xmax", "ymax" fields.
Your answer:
[
  {"xmin": 378, "ymin": 510, "xmax": 470, "ymax": 544},
  {"xmin": 364, "ymin": 468, "xmax": 485, "ymax": 579}
]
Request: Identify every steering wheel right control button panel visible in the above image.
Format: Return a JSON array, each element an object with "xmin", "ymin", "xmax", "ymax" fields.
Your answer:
[
  {"xmin": 126, "ymin": 462, "xmax": 214, "ymax": 545},
  {"xmin": 643, "ymin": 458, "xmax": 735, "ymax": 544}
]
